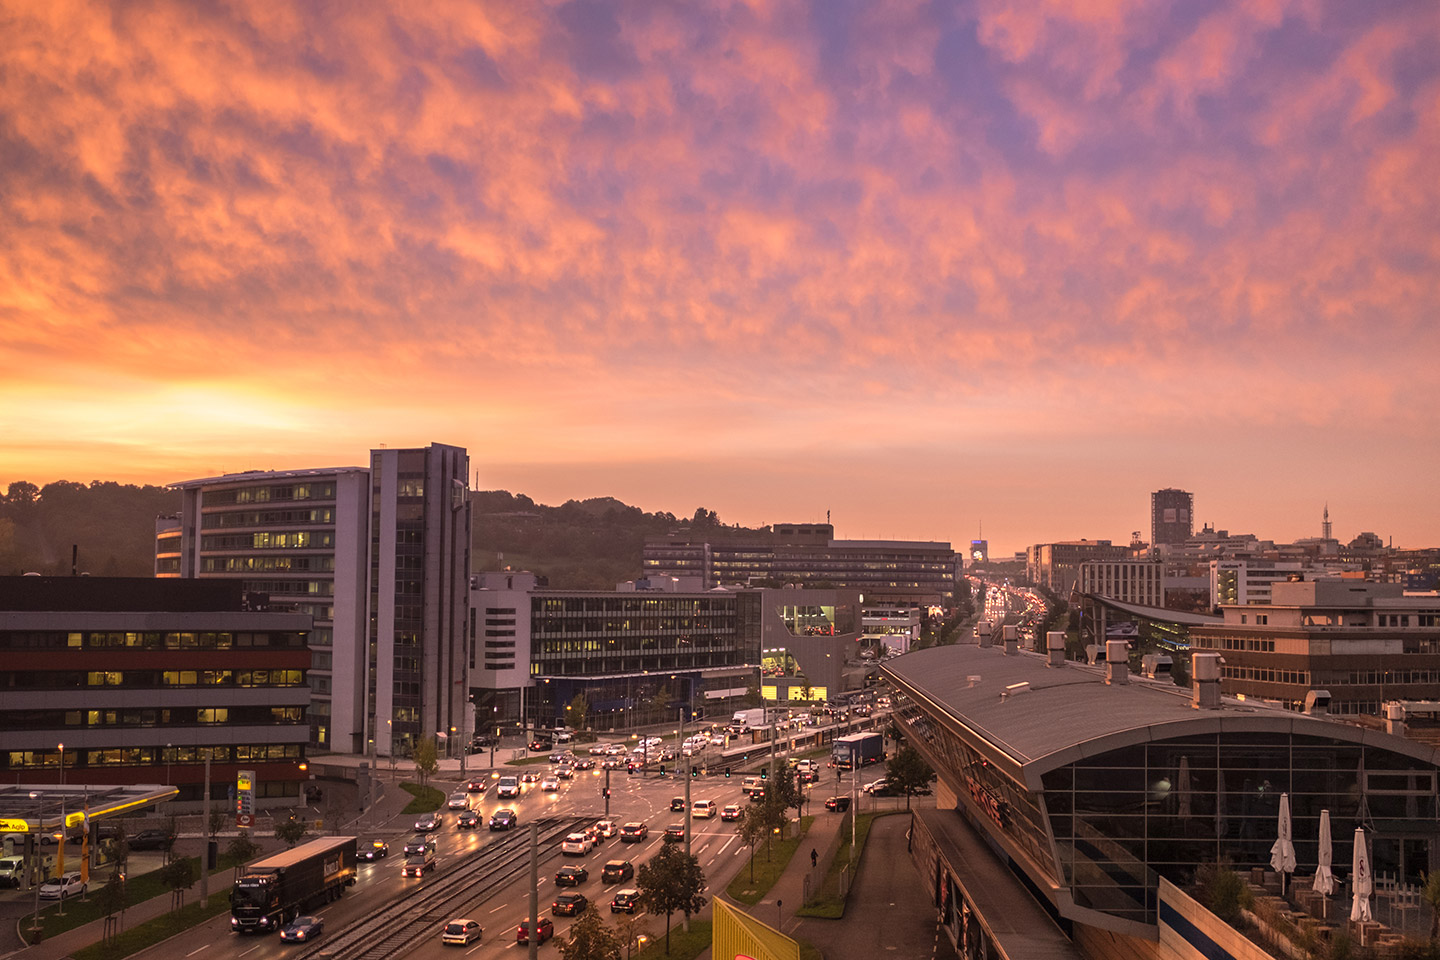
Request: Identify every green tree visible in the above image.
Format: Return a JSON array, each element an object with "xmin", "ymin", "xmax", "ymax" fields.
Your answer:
[
  {"xmin": 737, "ymin": 804, "xmax": 768, "ymax": 881},
  {"xmin": 568, "ymin": 692, "xmax": 591, "ymax": 732},
  {"xmin": 886, "ymin": 744, "xmax": 935, "ymax": 810},
  {"xmin": 158, "ymin": 856, "xmax": 196, "ymax": 911},
  {"xmin": 273, "ymin": 811, "xmax": 308, "ymax": 849},
  {"xmin": 770, "ymin": 766, "xmax": 804, "ymax": 828},
  {"xmin": 557, "ymin": 903, "xmax": 623, "ymax": 960},
  {"xmin": 95, "ymin": 868, "xmax": 128, "ymax": 941},
  {"xmin": 636, "ymin": 842, "xmax": 707, "ymax": 954},
  {"xmin": 412, "ymin": 737, "xmax": 439, "ymax": 788}
]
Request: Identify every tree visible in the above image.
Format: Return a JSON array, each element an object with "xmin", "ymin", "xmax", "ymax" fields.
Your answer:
[
  {"xmin": 159, "ymin": 856, "xmax": 196, "ymax": 911},
  {"xmin": 568, "ymin": 692, "xmax": 591, "ymax": 732},
  {"xmin": 741, "ymin": 679, "xmax": 763, "ymax": 708},
  {"xmin": 412, "ymin": 737, "xmax": 439, "ymax": 788},
  {"xmin": 1425, "ymin": 870, "xmax": 1440, "ymax": 939},
  {"xmin": 274, "ymin": 810, "xmax": 308, "ymax": 849},
  {"xmin": 635, "ymin": 842, "xmax": 707, "ymax": 954},
  {"xmin": 557, "ymin": 904, "xmax": 623, "ymax": 960},
  {"xmin": 886, "ymin": 744, "xmax": 935, "ymax": 810},
  {"xmin": 208, "ymin": 809, "xmax": 229, "ymax": 840},
  {"xmin": 770, "ymin": 766, "xmax": 803, "ymax": 831},
  {"xmin": 95, "ymin": 868, "xmax": 128, "ymax": 941},
  {"xmin": 737, "ymin": 804, "xmax": 769, "ymax": 881},
  {"xmin": 226, "ymin": 830, "xmax": 261, "ymax": 875}
]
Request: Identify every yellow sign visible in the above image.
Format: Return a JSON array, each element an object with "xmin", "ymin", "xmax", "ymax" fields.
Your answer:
[
  {"xmin": 238, "ymin": 774, "xmax": 253, "ymax": 791},
  {"xmin": 0, "ymin": 818, "xmax": 30, "ymax": 833}
]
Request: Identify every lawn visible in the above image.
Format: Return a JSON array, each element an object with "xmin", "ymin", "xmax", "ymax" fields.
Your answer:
[
  {"xmin": 70, "ymin": 889, "xmax": 231, "ymax": 960},
  {"xmin": 633, "ymin": 918, "xmax": 712, "ymax": 960},
  {"xmin": 795, "ymin": 810, "xmax": 896, "ymax": 918},
  {"xmin": 32, "ymin": 852, "xmax": 249, "ymax": 940},
  {"xmin": 725, "ymin": 816, "xmax": 813, "ymax": 906},
  {"xmin": 399, "ymin": 782, "xmax": 446, "ymax": 814}
]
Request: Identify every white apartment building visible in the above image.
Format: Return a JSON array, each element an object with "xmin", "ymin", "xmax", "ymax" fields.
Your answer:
[{"xmin": 1209, "ymin": 560, "xmax": 1306, "ymax": 606}]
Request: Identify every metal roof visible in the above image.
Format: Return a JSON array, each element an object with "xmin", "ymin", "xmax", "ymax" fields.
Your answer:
[
  {"xmin": 881, "ymin": 643, "xmax": 1440, "ymax": 792},
  {"xmin": 0, "ymin": 784, "xmax": 177, "ymax": 835}
]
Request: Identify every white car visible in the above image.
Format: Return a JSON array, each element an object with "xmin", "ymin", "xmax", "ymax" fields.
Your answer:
[
  {"xmin": 447, "ymin": 791, "xmax": 470, "ymax": 810},
  {"xmin": 541, "ymin": 777, "xmax": 561, "ymax": 792},
  {"xmin": 595, "ymin": 819, "xmax": 617, "ymax": 839},
  {"xmin": 561, "ymin": 832, "xmax": 593, "ymax": 855},
  {"xmin": 441, "ymin": 918, "xmax": 483, "ymax": 945},
  {"xmin": 39, "ymin": 871, "xmax": 85, "ymax": 900}
]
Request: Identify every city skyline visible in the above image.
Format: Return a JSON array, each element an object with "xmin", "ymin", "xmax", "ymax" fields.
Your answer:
[{"xmin": 3, "ymin": 2, "xmax": 1437, "ymax": 556}]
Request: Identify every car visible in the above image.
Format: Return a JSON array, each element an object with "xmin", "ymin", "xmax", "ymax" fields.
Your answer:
[
  {"xmin": 749, "ymin": 786, "xmax": 766, "ymax": 802},
  {"xmin": 574, "ymin": 758, "xmax": 596, "ymax": 771},
  {"xmin": 610, "ymin": 888, "xmax": 642, "ymax": 914},
  {"xmin": 606, "ymin": 743, "xmax": 628, "ymax": 755},
  {"xmin": 864, "ymin": 778, "xmax": 895, "ymax": 797},
  {"xmin": 541, "ymin": 777, "xmax": 561, "ymax": 792},
  {"xmin": 549, "ymin": 751, "xmax": 573, "ymax": 764},
  {"xmin": 360, "ymin": 839, "xmax": 389, "ymax": 861},
  {"xmin": 529, "ymin": 739, "xmax": 553, "ymax": 751},
  {"xmin": 414, "ymin": 812, "xmax": 442, "ymax": 832},
  {"xmin": 663, "ymin": 824, "xmax": 685, "ymax": 843},
  {"xmin": 669, "ymin": 796, "xmax": 686, "ymax": 812},
  {"xmin": 466, "ymin": 778, "xmax": 489, "ymax": 794},
  {"xmin": 601, "ymin": 859, "xmax": 634, "ymax": 883},
  {"xmin": 403, "ymin": 849, "xmax": 436, "ymax": 877},
  {"xmin": 595, "ymin": 820, "xmax": 617, "ymax": 839},
  {"xmin": 457, "ymin": 810, "xmax": 481, "ymax": 829},
  {"xmin": 128, "ymin": 828, "xmax": 176, "ymax": 851},
  {"xmin": 38, "ymin": 871, "xmax": 85, "ymax": 900},
  {"xmin": 721, "ymin": 803, "xmax": 742, "ymax": 822},
  {"xmin": 590, "ymin": 743, "xmax": 611, "ymax": 756},
  {"xmin": 619, "ymin": 822, "xmax": 648, "ymax": 842},
  {"xmin": 555, "ymin": 765, "xmax": 574, "ymax": 779},
  {"xmin": 280, "ymin": 915, "xmax": 324, "ymax": 942},
  {"xmin": 441, "ymin": 919, "xmax": 482, "ymax": 945},
  {"xmin": 691, "ymin": 800, "xmax": 717, "ymax": 819},
  {"xmin": 583, "ymin": 824, "xmax": 602, "ymax": 846},
  {"xmin": 489, "ymin": 809, "xmax": 518, "ymax": 831},
  {"xmin": 403, "ymin": 836, "xmax": 436, "ymax": 856},
  {"xmin": 517, "ymin": 918, "xmax": 554, "ymax": 944},
  {"xmin": 496, "ymin": 776, "xmax": 520, "ymax": 798},
  {"xmin": 825, "ymin": 796, "xmax": 851, "ymax": 812},
  {"xmin": 447, "ymin": 791, "xmax": 470, "ymax": 810},
  {"xmin": 799, "ymin": 769, "xmax": 818, "ymax": 783},
  {"xmin": 552, "ymin": 893, "xmax": 589, "ymax": 916},
  {"xmin": 741, "ymin": 776, "xmax": 762, "ymax": 796},
  {"xmin": 555, "ymin": 730, "xmax": 574, "ymax": 743},
  {"xmin": 561, "ymin": 832, "xmax": 593, "ymax": 855},
  {"xmin": 555, "ymin": 864, "xmax": 589, "ymax": 886},
  {"xmin": 520, "ymin": 771, "xmax": 542, "ymax": 784},
  {"xmin": 601, "ymin": 757, "xmax": 622, "ymax": 770}
]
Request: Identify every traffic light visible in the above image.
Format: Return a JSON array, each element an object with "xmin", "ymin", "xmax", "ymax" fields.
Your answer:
[
  {"xmin": 724, "ymin": 769, "xmax": 731, "ymax": 778},
  {"xmin": 602, "ymin": 787, "xmax": 610, "ymax": 799},
  {"xmin": 760, "ymin": 768, "xmax": 768, "ymax": 780},
  {"xmin": 691, "ymin": 768, "xmax": 699, "ymax": 778}
]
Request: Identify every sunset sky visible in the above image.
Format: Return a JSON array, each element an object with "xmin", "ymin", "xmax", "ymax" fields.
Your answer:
[{"xmin": 3, "ymin": 0, "xmax": 1437, "ymax": 555}]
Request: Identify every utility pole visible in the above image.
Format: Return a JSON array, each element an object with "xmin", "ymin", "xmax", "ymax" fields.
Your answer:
[
  {"xmin": 682, "ymin": 701, "xmax": 691, "ymax": 933},
  {"xmin": 604, "ymin": 767, "xmax": 611, "ymax": 818},
  {"xmin": 201, "ymin": 755, "xmax": 212, "ymax": 903},
  {"xmin": 528, "ymin": 822, "xmax": 539, "ymax": 960}
]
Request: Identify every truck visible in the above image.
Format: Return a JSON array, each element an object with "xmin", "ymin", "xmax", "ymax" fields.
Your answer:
[
  {"xmin": 230, "ymin": 836, "xmax": 357, "ymax": 934},
  {"xmin": 731, "ymin": 708, "xmax": 766, "ymax": 729},
  {"xmin": 831, "ymin": 732, "xmax": 885, "ymax": 770}
]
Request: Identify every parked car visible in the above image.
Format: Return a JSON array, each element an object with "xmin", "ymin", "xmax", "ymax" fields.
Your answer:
[
  {"xmin": 555, "ymin": 865, "xmax": 588, "ymax": 886},
  {"xmin": 552, "ymin": 893, "xmax": 589, "ymax": 916},
  {"xmin": 128, "ymin": 828, "xmax": 176, "ymax": 851},
  {"xmin": 441, "ymin": 918, "xmax": 482, "ymax": 945},
  {"xmin": 611, "ymin": 888, "xmax": 641, "ymax": 914},
  {"xmin": 360, "ymin": 839, "xmax": 389, "ymax": 861},
  {"xmin": 619, "ymin": 822, "xmax": 648, "ymax": 842},
  {"xmin": 517, "ymin": 918, "xmax": 554, "ymax": 944},
  {"xmin": 280, "ymin": 915, "xmax": 324, "ymax": 942},
  {"xmin": 601, "ymin": 859, "xmax": 634, "ymax": 883},
  {"xmin": 39, "ymin": 872, "xmax": 85, "ymax": 900},
  {"xmin": 825, "ymin": 796, "xmax": 851, "ymax": 812},
  {"xmin": 489, "ymin": 809, "xmax": 518, "ymax": 831}
]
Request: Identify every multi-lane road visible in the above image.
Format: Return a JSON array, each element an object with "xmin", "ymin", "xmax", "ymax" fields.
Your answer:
[{"xmin": 128, "ymin": 756, "xmax": 805, "ymax": 960}]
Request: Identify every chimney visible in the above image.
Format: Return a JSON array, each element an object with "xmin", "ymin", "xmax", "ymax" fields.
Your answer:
[
  {"xmin": 1003, "ymin": 624, "xmax": 1018, "ymax": 655},
  {"xmin": 1047, "ymin": 631, "xmax": 1066, "ymax": 667},
  {"xmin": 1192, "ymin": 652, "xmax": 1222, "ymax": 709},
  {"xmin": 978, "ymin": 620, "xmax": 993, "ymax": 648},
  {"xmin": 1385, "ymin": 701, "xmax": 1405, "ymax": 736},
  {"xmin": 1304, "ymin": 689, "xmax": 1332, "ymax": 717},
  {"xmin": 1105, "ymin": 640, "xmax": 1129, "ymax": 685}
]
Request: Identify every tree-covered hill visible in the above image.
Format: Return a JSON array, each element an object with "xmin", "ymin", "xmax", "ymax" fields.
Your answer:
[{"xmin": 0, "ymin": 480, "xmax": 181, "ymax": 577}]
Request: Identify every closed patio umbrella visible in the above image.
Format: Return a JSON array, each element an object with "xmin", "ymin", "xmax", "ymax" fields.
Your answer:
[
  {"xmin": 1350, "ymin": 827, "xmax": 1372, "ymax": 924},
  {"xmin": 1270, "ymin": 792, "xmax": 1296, "ymax": 896},
  {"xmin": 1176, "ymin": 756, "xmax": 1192, "ymax": 819},
  {"xmin": 1313, "ymin": 809, "xmax": 1335, "ymax": 896}
]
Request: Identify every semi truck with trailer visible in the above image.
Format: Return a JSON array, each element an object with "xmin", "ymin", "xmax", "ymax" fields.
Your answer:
[
  {"xmin": 230, "ymin": 836, "xmax": 357, "ymax": 933},
  {"xmin": 831, "ymin": 732, "xmax": 885, "ymax": 770}
]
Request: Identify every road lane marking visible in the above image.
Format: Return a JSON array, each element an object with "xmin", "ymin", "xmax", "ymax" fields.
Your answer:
[
  {"xmin": 186, "ymin": 947, "xmax": 209, "ymax": 957},
  {"xmin": 490, "ymin": 902, "xmax": 510, "ymax": 913}
]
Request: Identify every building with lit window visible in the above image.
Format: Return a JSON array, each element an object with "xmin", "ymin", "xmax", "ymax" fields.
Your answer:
[
  {"xmin": 883, "ymin": 639, "xmax": 1440, "ymax": 958},
  {"xmin": 0, "ymin": 576, "xmax": 312, "ymax": 807},
  {"xmin": 1151, "ymin": 488, "xmax": 1194, "ymax": 547},
  {"xmin": 1078, "ymin": 560, "xmax": 1165, "ymax": 607},
  {"xmin": 643, "ymin": 523, "xmax": 956, "ymax": 607},
  {"xmin": 1027, "ymin": 541, "xmax": 1132, "ymax": 595},
  {"xmin": 165, "ymin": 467, "xmax": 370, "ymax": 751},
  {"xmin": 1209, "ymin": 559, "xmax": 1306, "ymax": 607}
]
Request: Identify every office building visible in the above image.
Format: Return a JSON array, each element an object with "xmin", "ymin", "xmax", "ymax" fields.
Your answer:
[
  {"xmin": 0, "ymin": 576, "xmax": 312, "ymax": 806},
  {"xmin": 1209, "ymin": 559, "xmax": 1306, "ymax": 607},
  {"xmin": 1189, "ymin": 580, "xmax": 1440, "ymax": 715},
  {"xmin": 1026, "ymin": 541, "xmax": 1131, "ymax": 596},
  {"xmin": 1078, "ymin": 560, "xmax": 1164, "ymax": 607},
  {"xmin": 1151, "ymin": 488, "xmax": 1194, "ymax": 547},
  {"xmin": 643, "ymin": 522, "xmax": 955, "ymax": 607},
  {"xmin": 367, "ymin": 443, "xmax": 471, "ymax": 758}
]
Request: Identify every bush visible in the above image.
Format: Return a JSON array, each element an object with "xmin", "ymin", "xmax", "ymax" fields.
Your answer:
[{"xmin": 1195, "ymin": 860, "xmax": 1252, "ymax": 925}]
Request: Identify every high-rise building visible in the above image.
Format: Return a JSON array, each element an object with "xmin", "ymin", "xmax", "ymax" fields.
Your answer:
[
  {"xmin": 1150, "ymin": 488, "xmax": 1194, "ymax": 547},
  {"xmin": 166, "ymin": 467, "xmax": 370, "ymax": 751},
  {"xmin": 1078, "ymin": 560, "xmax": 1165, "ymax": 607},
  {"xmin": 366, "ymin": 443, "xmax": 471, "ymax": 758},
  {"xmin": 1026, "ymin": 541, "xmax": 1131, "ymax": 595}
]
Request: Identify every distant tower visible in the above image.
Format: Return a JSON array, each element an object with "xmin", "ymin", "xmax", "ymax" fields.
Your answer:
[
  {"xmin": 1322, "ymin": 504, "xmax": 1332, "ymax": 540},
  {"xmin": 1151, "ymin": 488, "xmax": 1194, "ymax": 547}
]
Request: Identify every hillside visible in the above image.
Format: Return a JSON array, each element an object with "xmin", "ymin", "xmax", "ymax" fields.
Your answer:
[{"xmin": 0, "ymin": 480, "xmax": 750, "ymax": 588}]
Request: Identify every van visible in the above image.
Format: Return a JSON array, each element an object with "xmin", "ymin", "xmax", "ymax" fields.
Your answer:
[
  {"xmin": 690, "ymin": 800, "xmax": 717, "ymax": 819},
  {"xmin": 0, "ymin": 856, "xmax": 26, "ymax": 888},
  {"xmin": 496, "ymin": 776, "xmax": 520, "ymax": 799}
]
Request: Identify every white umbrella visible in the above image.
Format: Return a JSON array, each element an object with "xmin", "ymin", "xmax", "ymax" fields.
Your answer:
[
  {"xmin": 1313, "ymin": 809, "xmax": 1335, "ymax": 897},
  {"xmin": 1270, "ymin": 792, "xmax": 1296, "ymax": 895},
  {"xmin": 1176, "ymin": 756, "xmax": 1192, "ymax": 819},
  {"xmin": 1350, "ymin": 827, "xmax": 1372, "ymax": 924}
]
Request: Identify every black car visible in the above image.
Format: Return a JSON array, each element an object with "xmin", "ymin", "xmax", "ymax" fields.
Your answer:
[
  {"xmin": 669, "ymin": 797, "xmax": 686, "ymax": 812},
  {"xmin": 825, "ymin": 796, "xmax": 851, "ymax": 812},
  {"xmin": 663, "ymin": 824, "xmax": 684, "ymax": 843},
  {"xmin": 601, "ymin": 859, "xmax": 634, "ymax": 883},
  {"xmin": 529, "ymin": 738, "xmax": 553, "ymax": 751},
  {"xmin": 552, "ymin": 893, "xmax": 589, "ymax": 916},
  {"xmin": 573, "ymin": 758, "xmax": 596, "ymax": 770},
  {"xmin": 279, "ymin": 915, "xmax": 324, "ymax": 942},
  {"xmin": 128, "ymin": 828, "xmax": 176, "ymax": 851},
  {"xmin": 489, "ymin": 809, "xmax": 518, "ymax": 831},
  {"xmin": 619, "ymin": 822, "xmax": 648, "ymax": 842},
  {"xmin": 610, "ymin": 889, "xmax": 641, "ymax": 914},
  {"xmin": 457, "ymin": 810, "xmax": 481, "ymax": 829},
  {"xmin": 403, "ymin": 836, "xmax": 435, "ymax": 856},
  {"xmin": 360, "ymin": 839, "xmax": 389, "ymax": 861},
  {"xmin": 555, "ymin": 865, "xmax": 589, "ymax": 887}
]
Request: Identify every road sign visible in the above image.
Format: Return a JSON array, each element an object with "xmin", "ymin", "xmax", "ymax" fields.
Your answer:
[{"xmin": 236, "ymin": 770, "xmax": 256, "ymax": 828}]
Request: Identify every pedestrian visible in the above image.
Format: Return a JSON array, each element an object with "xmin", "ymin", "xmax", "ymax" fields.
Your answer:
[{"xmin": 811, "ymin": 848, "xmax": 818, "ymax": 869}]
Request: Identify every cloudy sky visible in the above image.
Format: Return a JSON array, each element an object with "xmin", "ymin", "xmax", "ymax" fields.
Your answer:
[{"xmin": 3, "ymin": 0, "xmax": 1437, "ymax": 554}]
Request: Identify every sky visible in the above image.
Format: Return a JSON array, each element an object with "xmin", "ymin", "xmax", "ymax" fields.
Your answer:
[{"xmin": 2, "ymin": 0, "xmax": 1438, "ymax": 556}]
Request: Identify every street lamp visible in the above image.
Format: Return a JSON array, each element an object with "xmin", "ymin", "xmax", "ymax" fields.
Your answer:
[{"xmin": 165, "ymin": 743, "xmax": 172, "ymax": 788}]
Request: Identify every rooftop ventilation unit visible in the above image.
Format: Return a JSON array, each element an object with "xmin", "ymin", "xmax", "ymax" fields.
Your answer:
[
  {"xmin": 1192, "ymin": 652, "xmax": 1222, "ymax": 709},
  {"xmin": 1047, "ymin": 631, "xmax": 1066, "ymax": 667},
  {"xmin": 1002, "ymin": 681, "xmax": 1030, "ymax": 699},
  {"xmin": 1003, "ymin": 624, "xmax": 1018, "ymax": 655},
  {"xmin": 1304, "ymin": 689, "xmax": 1332, "ymax": 717},
  {"xmin": 1105, "ymin": 640, "xmax": 1129, "ymax": 685}
]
